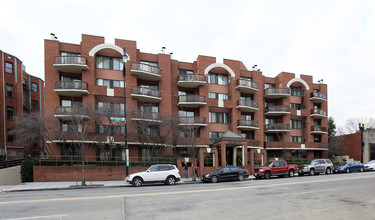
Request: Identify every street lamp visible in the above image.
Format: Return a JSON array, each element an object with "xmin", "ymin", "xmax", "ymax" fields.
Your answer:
[
  {"xmin": 123, "ymin": 46, "xmax": 130, "ymax": 177},
  {"xmin": 359, "ymin": 121, "xmax": 365, "ymax": 163}
]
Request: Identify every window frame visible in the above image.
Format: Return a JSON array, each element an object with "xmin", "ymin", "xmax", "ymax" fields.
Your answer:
[
  {"xmin": 5, "ymin": 62, "xmax": 13, "ymax": 74},
  {"xmin": 6, "ymin": 84, "xmax": 14, "ymax": 98}
]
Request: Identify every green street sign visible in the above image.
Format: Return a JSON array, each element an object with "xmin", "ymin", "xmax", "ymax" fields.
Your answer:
[{"xmin": 110, "ymin": 117, "xmax": 124, "ymax": 122}]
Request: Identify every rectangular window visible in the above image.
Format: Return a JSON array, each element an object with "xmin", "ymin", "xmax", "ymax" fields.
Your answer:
[
  {"xmin": 266, "ymin": 135, "xmax": 276, "ymax": 142},
  {"xmin": 7, "ymin": 129, "xmax": 14, "ymax": 142},
  {"xmin": 96, "ymin": 79, "xmax": 124, "ymax": 88},
  {"xmin": 178, "ymin": 69, "xmax": 194, "ymax": 74},
  {"xmin": 290, "ymin": 87, "xmax": 302, "ymax": 96},
  {"xmin": 61, "ymin": 52, "xmax": 80, "ymax": 56},
  {"xmin": 32, "ymin": 83, "xmax": 38, "ymax": 92},
  {"xmin": 208, "ymin": 73, "xmax": 228, "ymax": 85},
  {"xmin": 32, "ymin": 100, "xmax": 39, "ymax": 112},
  {"xmin": 209, "ymin": 132, "xmax": 224, "ymax": 142},
  {"xmin": 7, "ymin": 107, "xmax": 14, "ymax": 120},
  {"xmin": 97, "ymin": 125, "xmax": 125, "ymax": 134},
  {"xmin": 97, "ymin": 102, "xmax": 124, "ymax": 116},
  {"xmin": 5, "ymin": 62, "xmax": 13, "ymax": 74},
  {"xmin": 209, "ymin": 112, "xmax": 229, "ymax": 123},
  {"xmin": 241, "ymin": 115, "xmax": 252, "ymax": 120},
  {"xmin": 265, "ymin": 83, "xmax": 275, "ymax": 89},
  {"xmin": 290, "ymin": 103, "xmax": 302, "ymax": 110},
  {"xmin": 148, "ymin": 127, "xmax": 160, "ymax": 136},
  {"xmin": 208, "ymin": 92, "xmax": 229, "ymax": 100},
  {"xmin": 96, "ymin": 56, "xmax": 123, "ymax": 70},
  {"xmin": 6, "ymin": 84, "xmax": 14, "ymax": 98},
  {"xmin": 314, "ymin": 135, "xmax": 322, "ymax": 142},
  {"xmin": 291, "ymin": 120, "xmax": 302, "ymax": 129},
  {"xmin": 290, "ymin": 136, "xmax": 302, "ymax": 142},
  {"xmin": 241, "ymin": 132, "xmax": 254, "ymax": 139},
  {"xmin": 141, "ymin": 105, "xmax": 159, "ymax": 113},
  {"xmin": 265, "ymin": 118, "xmax": 276, "ymax": 125}
]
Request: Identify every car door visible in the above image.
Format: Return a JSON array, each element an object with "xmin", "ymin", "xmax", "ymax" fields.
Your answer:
[
  {"xmin": 278, "ymin": 161, "xmax": 288, "ymax": 174},
  {"xmin": 156, "ymin": 165, "xmax": 169, "ymax": 181},
  {"xmin": 143, "ymin": 165, "xmax": 159, "ymax": 182},
  {"xmin": 317, "ymin": 160, "xmax": 325, "ymax": 173},
  {"xmin": 229, "ymin": 166, "xmax": 240, "ymax": 180},
  {"xmin": 218, "ymin": 167, "xmax": 231, "ymax": 180},
  {"xmin": 273, "ymin": 161, "xmax": 281, "ymax": 174}
]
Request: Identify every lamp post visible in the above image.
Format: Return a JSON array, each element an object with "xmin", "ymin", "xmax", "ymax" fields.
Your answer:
[
  {"xmin": 123, "ymin": 46, "xmax": 130, "ymax": 177},
  {"xmin": 359, "ymin": 121, "xmax": 365, "ymax": 163}
]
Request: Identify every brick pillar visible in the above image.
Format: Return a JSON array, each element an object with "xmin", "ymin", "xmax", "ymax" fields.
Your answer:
[
  {"xmin": 250, "ymin": 150, "xmax": 255, "ymax": 174},
  {"xmin": 220, "ymin": 143, "xmax": 226, "ymax": 166},
  {"xmin": 213, "ymin": 149, "xmax": 219, "ymax": 169}
]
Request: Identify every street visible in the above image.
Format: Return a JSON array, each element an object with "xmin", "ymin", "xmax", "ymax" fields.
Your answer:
[{"xmin": 1, "ymin": 172, "xmax": 375, "ymax": 220}]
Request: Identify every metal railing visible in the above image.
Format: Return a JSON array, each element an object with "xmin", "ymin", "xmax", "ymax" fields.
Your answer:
[
  {"xmin": 310, "ymin": 109, "xmax": 327, "ymax": 116},
  {"xmin": 178, "ymin": 95, "xmax": 206, "ymax": 103},
  {"xmin": 311, "ymin": 91, "xmax": 327, "ymax": 100},
  {"xmin": 237, "ymin": 79, "xmax": 258, "ymax": 89},
  {"xmin": 54, "ymin": 56, "xmax": 87, "ymax": 65},
  {"xmin": 264, "ymin": 88, "xmax": 290, "ymax": 95},
  {"xmin": 55, "ymin": 106, "xmax": 89, "ymax": 116},
  {"xmin": 37, "ymin": 155, "xmax": 177, "ymax": 167},
  {"xmin": 131, "ymin": 110, "xmax": 161, "ymax": 121},
  {"xmin": 179, "ymin": 116, "xmax": 206, "ymax": 125},
  {"xmin": 131, "ymin": 62, "xmax": 160, "ymax": 75},
  {"xmin": 55, "ymin": 81, "xmax": 88, "ymax": 90},
  {"xmin": 238, "ymin": 119, "xmax": 259, "ymax": 128},
  {"xmin": 0, "ymin": 159, "xmax": 24, "ymax": 169},
  {"xmin": 265, "ymin": 105, "xmax": 290, "ymax": 112},
  {"xmin": 178, "ymin": 74, "xmax": 205, "ymax": 82},
  {"xmin": 237, "ymin": 99, "xmax": 258, "ymax": 108},
  {"xmin": 131, "ymin": 86, "xmax": 161, "ymax": 98},
  {"xmin": 311, "ymin": 126, "xmax": 328, "ymax": 132},
  {"xmin": 265, "ymin": 123, "xmax": 290, "ymax": 130}
]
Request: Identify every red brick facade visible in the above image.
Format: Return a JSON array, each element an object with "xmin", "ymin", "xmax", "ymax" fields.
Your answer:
[
  {"xmin": 0, "ymin": 50, "xmax": 45, "ymax": 160},
  {"xmin": 44, "ymin": 34, "xmax": 328, "ymax": 170}
]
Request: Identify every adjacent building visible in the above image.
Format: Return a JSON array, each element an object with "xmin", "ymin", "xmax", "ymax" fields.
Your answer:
[
  {"xmin": 44, "ymin": 34, "xmax": 328, "ymax": 169},
  {"xmin": 0, "ymin": 50, "xmax": 45, "ymax": 160}
]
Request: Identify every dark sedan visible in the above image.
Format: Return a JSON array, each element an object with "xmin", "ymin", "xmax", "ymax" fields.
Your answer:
[{"xmin": 201, "ymin": 165, "xmax": 249, "ymax": 183}]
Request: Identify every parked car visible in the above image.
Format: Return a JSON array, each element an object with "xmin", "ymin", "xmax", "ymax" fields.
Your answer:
[
  {"xmin": 253, "ymin": 160, "xmax": 298, "ymax": 179},
  {"xmin": 333, "ymin": 161, "xmax": 364, "ymax": 173},
  {"xmin": 201, "ymin": 165, "xmax": 249, "ymax": 183},
  {"xmin": 298, "ymin": 159, "xmax": 333, "ymax": 176},
  {"xmin": 126, "ymin": 164, "xmax": 181, "ymax": 187},
  {"xmin": 364, "ymin": 160, "xmax": 375, "ymax": 171}
]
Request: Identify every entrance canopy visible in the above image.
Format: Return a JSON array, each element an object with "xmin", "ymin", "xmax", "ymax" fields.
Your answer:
[{"xmin": 214, "ymin": 130, "xmax": 245, "ymax": 143}]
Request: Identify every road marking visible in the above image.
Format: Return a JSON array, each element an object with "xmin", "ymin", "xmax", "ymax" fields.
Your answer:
[
  {"xmin": 3, "ymin": 214, "xmax": 67, "ymax": 220},
  {"xmin": 1, "ymin": 175, "xmax": 374, "ymax": 205}
]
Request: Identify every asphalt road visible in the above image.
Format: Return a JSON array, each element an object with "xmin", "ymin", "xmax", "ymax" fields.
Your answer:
[{"xmin": 1, "ymin": 172, "xmax": 375, "ymax": 220}]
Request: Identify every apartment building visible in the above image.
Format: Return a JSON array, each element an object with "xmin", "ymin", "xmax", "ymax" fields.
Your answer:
[
  {"xmin": 44, "ymin": 34, "xmax": 328, "ymax": 168},
  {"xmin": 0, "ymin": 50, "xmax": 45, "ymax": 160}
]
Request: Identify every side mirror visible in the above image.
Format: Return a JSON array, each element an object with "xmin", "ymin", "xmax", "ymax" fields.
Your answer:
[
  {"xmin": 147, "ymin": 170, "xmax": 150, "ymax": 172},
  {"xmin": 272, "ymin": 165, "xmax": 276, "ymax": 167},
  {"xmin": 220, "ymin": 170, "xmax": 224, "ymax": 173}
]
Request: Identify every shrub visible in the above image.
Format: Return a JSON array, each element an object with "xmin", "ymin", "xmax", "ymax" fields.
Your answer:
[{"xmin": 21, "ymin": 159, "xmax": 37, "ymax": 182}]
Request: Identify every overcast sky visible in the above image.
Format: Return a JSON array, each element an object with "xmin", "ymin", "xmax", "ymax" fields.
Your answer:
[{"xmin": 1, "ymin": 0, "xmax": 374, "ymax": 128}]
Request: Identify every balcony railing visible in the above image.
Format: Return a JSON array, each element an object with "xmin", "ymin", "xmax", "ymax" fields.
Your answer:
[
  {"xmin": 131, "ymin": 62, "xmax": 161, "ymax": 81},
  {"xmin": 131, "ymin": 110, "xmax": 161, "ymax": 122},
  {"xmin": 310, "ymin": 92, "xmax": 327, "ymax": 102},
  {"xmin": 178, "ymin": 95, "xmax": 206, "ymax": 103},
  {"xmin": 311, "ymin": 126, "xmax": 328, "ymax": 134},
  {"xmin": 54, "ymin": 56, "xmax": 88, "ymax": 73},
  {"xmin": 310, "ymin": 109, "xmax": 327, "ymax": 118},
  {"xmin": 55, "ymin": 81, "xmax": 88, "ymax": 90},
  {"xmin": 55, "ymin": 106, "xmax": 89, "ymax": 118},
  {"xmin": 264, "ymin": 88, "xmax": 290, "ymax": 98},
  {"xmin": 265, "ymin": 106, "xmax": 290, "ymax": 116},
  {"xmin": 238, "ymin": 99, "xmax": 258, "ymax": 108},
  {"xmin": 265, "ymin": 123, "xmax": 290, "ymax": 132},
  {"xmin": 177, "ymin": 74, "xmax": 206, "ymax": 88},
  {"xmin": 236, "ymin": 79, "xmax": 258, "ymax": 94},
  {"xmin": 131, "ymin": 86, "xmax": 161, "ymax": 103},
  {"xmin": 179, "ymin": 116, "xmax": 207, "ymax": 126},
  {"xmin": 237, "ymin": 119, "xmax": 259, "ymax": 130}
]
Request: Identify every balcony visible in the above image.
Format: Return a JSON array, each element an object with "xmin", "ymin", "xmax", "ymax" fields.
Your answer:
[
  {"xmin": 236, "ymin": 100, "xmax": 259, "ymax": 112},
  {"xmin": 131, "ymin": 86, "xmax": 161, "ymax": 103},
  {"xmin": 236, "ymin": 79, "xmax": 259, "ymax": 94},
  {"xmin": 54, "ymin": 106, "xmax": 89, "ymax": 119},
  {"xmin": 177, "ymin": 74, "xmax": 206, "ymax": 88},
  {"xmin": 237, "ymin": 120, "xmax": 259, "ymax": 131},
  {"xmin": 310, "ymin": 109, "xmax": 327, "ymax": 119},
  {"xmin": 178, "ymin": 95, "xmax": 206, "ymax": 108},
  {"xmin": 310, "ymin": 92, "xmax": 327, "ymax": 103},
  {"xmin": 311, "ymin": 126, "xmax": 328, "ymax": 134},
  {"xmin": 264, "ymin": 106, "xmax": 290, "ymax": 116},
  {"xmin": 54, "ymin": 81, "xmax": 89, "ymax": 97},
  {"xmin": 264, "ymin": 88, "xmax": 290, "ymax": 99},
  {"xmin": 131, "ymin": 62, "xmax": 161, "ymax": 81},
  {"xmin": 179, "ymin": 116, "xmax": 207, "ymax": 127},
  {"xmin": 265, "ymin": 124, "xmax": 290, "ymax": 133},
  {"xmin": 131, "ymin": 111, "xmax": 162, "ymax": 123},
  {"xmin": 53, "ymin": 56, "xmax": 88, "ymax": 73}
]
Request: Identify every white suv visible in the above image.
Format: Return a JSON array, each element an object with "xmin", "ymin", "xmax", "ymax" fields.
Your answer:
[{"xmin": 126, "ymin": 164, "xmax": 181, "ymax": 187}]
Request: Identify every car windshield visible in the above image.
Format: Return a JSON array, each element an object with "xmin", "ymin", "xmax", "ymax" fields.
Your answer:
[
  {"xmin": 306, "ymin": 160, "xmax": 314, "ymax": 165},
  {"xmin": 215, "ymin": 167, "xmax": 224, "ymax": 172},
  {"xmin": 264, "ymin": 162, "xmax": 273, "ymax": 167},
  {"xmin": 338, "ymin": 162, "xmax": 347, "ymax": 166},
  {"xmin": 369, "ymin": 160, "xmax": 375, "ymax": 164}
]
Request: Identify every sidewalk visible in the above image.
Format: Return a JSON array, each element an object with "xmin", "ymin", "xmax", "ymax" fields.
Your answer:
[{"xmin": 2, "ymin": 176, "xmax": 255, "ymax": 192}]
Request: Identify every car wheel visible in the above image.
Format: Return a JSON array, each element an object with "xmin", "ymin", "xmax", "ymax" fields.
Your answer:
[
  {"xmin": 210, "ymin": 176, "xmax": 218, "ymax": 183},
  {"xmin": 132, "ymin": 177, "xmax": 143, "ymax": 187},
  {"xmin": 166, "ymin": 176, "xmax": 176, "ymax": 185},
  {"xmin": 309, "ymin": 169, "xmax": 315, "ymax": 176},
  {"xmin": 264, "ymin": 171, "xmax": 271, "ymax": 179},
  {"xmin": 346, "ymin": 168, "xmax": 350, "ymax": 173},
  {"xmin": 288, "ymin": 169, "xmax": 295, "ymax": 178},
  {"xmin": 326, "ymin": 168, "xmax": 331, "ymax": 175},
  {"xmin": 238, "ymin": 174, "xmax": 245, "ymax": 181},
  {"xmin": 360, "ymin": 167, "xmax": 364, "ymax": 172}
]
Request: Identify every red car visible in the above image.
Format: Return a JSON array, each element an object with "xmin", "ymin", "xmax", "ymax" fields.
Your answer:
[{"xmin": 253, "ymin": 160, "xmax": 298, "ymax": 179}]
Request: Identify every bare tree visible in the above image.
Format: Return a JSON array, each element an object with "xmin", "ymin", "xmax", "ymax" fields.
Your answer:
[
  {"xmin": 328, "ymin": 136, "xmax": 345, "ymax": 158},
  {"xmin": 337, "ymin": 117, "xmax": 375, "ymax": 135}
]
